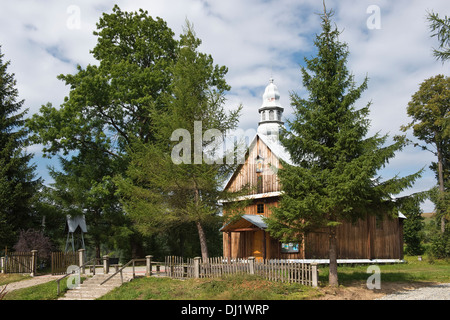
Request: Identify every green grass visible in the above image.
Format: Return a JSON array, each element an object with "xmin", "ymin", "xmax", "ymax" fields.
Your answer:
[
  {"xmin": 99, "ymin": 274, "xmax": 322, "ymax": 300},
  {"xmin": 319, "ymin": 255, "xmax": 450, "ymax": 285},
  {"xmin": 2, "ymin": 276, "xmax": 85, "ymax": 300},
  {"xmin": 0, "ymin": 274, "xmax": 31, "ymax": 286}
]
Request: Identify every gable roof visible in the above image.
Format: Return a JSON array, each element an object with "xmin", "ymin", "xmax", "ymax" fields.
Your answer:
[
  {"xmin": 219, "ymin": 214, "xmax": 267, "ymax": 232},
  {"xmin": 223, "ymin": 132, "xmax": 293, "ymax": 191},
  {"xmin": 66, "ymin": 215, "xmax": 87, "ymax": 233}
]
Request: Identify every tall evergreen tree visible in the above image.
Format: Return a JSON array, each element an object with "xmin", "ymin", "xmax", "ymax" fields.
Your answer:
[
  {"xmin": 265, "ymin": 9, "xmax": 421, "ymax": 286},
  {"xmin": 0, "ymin": 46, "xmax": 41, "ymax": 248}
]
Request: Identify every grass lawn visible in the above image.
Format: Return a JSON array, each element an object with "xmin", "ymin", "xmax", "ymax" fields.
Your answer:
[
  {"xmin": 1, "ymin": 276, "xmax": 85, "ymax": 300},
  {"xmin": 320, "ymin": 255, "xmax": 450, "ymax": 285},
  {"xmin": 98, "ymin": 274, "xmax": 322, "ymax": 300},
  {"xmin": 0, "ymin": 274, "xmax": 31, "ymax": 286}
]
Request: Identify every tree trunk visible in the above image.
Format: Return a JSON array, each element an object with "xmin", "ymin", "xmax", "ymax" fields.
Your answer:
[
  {"xmin": 437, "ymin": 147, "xmax": 446, "ymax": 233},
  {"xmin": 328, "ymin": 227, "xmax": 339, "ymax": 287},
  {"xmin": 96, "ymin": 242, "xmax": 101, "ymax": 260},
  {"xmin": 193, "ymin": 184, "xmax": 209, "ymax": 260},
  {"xmin": 196, "ymin": 220, "xmax": 209, "ymax": 260}
]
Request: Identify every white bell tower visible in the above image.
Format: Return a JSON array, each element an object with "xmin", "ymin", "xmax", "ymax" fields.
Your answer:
[{"xmin": 257, "ymin": 78, "xmax": 284, "ymax": 138}]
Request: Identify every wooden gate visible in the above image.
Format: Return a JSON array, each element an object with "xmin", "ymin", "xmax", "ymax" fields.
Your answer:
[
  {"xmin": 2, "ymin": 252, "xmax": 33, "ymax": 273},
  {"xmin": 51, "ymin": 252, "xmax": 79, "ymax": 275}
]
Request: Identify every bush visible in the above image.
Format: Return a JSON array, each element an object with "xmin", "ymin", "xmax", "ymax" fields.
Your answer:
[
  {"xmin": 13, "ymin": 229, "xmax": 54, "ymax": 261},
  {"xmin": 429, "ymin": 231, "xmax": 450, "ymax": 259}
]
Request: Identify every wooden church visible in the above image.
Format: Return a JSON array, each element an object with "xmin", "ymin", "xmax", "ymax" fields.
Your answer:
[{"xmin": 220, "ymin": 78, "xmax": 405, "ymax": 261}]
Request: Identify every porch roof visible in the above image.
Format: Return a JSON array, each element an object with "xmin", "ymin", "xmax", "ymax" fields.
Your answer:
[{"xmin": 220, "ymin": 214, "xmax": 267, "ymax": 232}]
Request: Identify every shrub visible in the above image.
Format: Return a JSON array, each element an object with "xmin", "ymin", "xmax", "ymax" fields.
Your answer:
[
  {"xmin": 429, "ymin": 231, "xmax": 450, "ymax": 259},
  {"xmin": 13, "ymin": 229, "xmax": 54, "ymax": 261}
]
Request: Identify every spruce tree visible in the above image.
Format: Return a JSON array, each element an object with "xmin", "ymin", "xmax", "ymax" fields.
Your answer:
[
  {"xmin": 265, "ymin": 9, "xmax": 421, "ymax": 286},
  {"xmin": 0, "ymin": 46, "xmax": 41, "ymax": 248}
]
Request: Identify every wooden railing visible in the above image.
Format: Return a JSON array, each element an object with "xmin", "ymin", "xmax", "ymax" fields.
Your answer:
[
  {"xmin": 101, "ymin": 256, "xmax": 163, "ymax": 285},
  {"xmin": 100, "ymin": 258, "xmax": 142, "ymax": 285},
  {"xmin": 56, "ymin": 257, "xmax": 97, "ymax": 295}
]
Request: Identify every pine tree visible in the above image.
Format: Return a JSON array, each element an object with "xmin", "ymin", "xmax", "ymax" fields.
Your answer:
[
  {"xmin": 0, "ymin": 46, "xmax": 41, "ymax": 248},
  {"xmin": 265, "ymin": 9, "xmax": 421, "ymax": 286}
]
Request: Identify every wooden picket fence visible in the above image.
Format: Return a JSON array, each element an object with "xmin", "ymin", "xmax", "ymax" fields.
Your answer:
[
  {"xmin": 164, "ymin": 256, "xmax": 318, "ymax": 287},
  {"xmin": 255, "ymin": 259, "xmax": 315, "ymax": 285},
  {"xmin": 1, "ymin": 252, "xmax": 33, "ymax": 274},
  {"xmin": 51, "ymin": 252, "xmax": 79, "ymax": 275}
]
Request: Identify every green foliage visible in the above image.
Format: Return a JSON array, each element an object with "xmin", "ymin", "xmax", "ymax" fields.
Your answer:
[
  {"xmin": 429, "ymin": 230, "xmax": 450, "ymax": 259},
  {"xmin": 427, "ymin": 11, "xmax": 450, "ymax": 63},
  {"xmin": 404, "ymin": 75, "xmax": 450, "ymax": 146},
  {"xmin": 0, "ymin": 46, "xmax": 42, "ymax": 248},
  {"xmin": 27, "ymin": 5, "xmax": 178, "ymax": 158},
  {"xmin": 401, "ymin": 198, "xmax": 425, "ymax": 255},
  {"xmin": 402, "ymin": 74, "xmax": 449, "ymax": 231},
  {"xmin": 265, "ymin": 10, "xmax": 421, "ymax": 243}
]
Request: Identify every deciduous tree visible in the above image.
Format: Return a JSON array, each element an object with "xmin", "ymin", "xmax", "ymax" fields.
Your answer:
[{"xmin": 402, "ymin": 74, "xmax": 449, "ymax": 233}]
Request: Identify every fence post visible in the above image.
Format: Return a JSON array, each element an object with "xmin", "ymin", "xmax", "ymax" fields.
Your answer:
[
  {"xmin": 146, "ymin": 255, "xmax": 153, "ymax": 277},
  {"xmin": 78, "ymin": 249, "xmax": 85, "ymax": 274},
  {"xmin": 103, "ymin": 255, "xmax": 109, "ymax": 274},
  {"xmin": 194, "ymin": 257, "xmax": 201, "ymax": 278},
  {"xmin": 1, "ymin": 257, "xmax": 4, "ymax": 274},
  {"xmin": 248, "ymin": 256, "xmax": 255, "ymax": 275},
  {"xmin": 311, "ymin": 263, "xmax": 318, "ymax": 287},
  {"xmin": 30, "ymin": 250, "xmax": 38, "ymax": 277}
]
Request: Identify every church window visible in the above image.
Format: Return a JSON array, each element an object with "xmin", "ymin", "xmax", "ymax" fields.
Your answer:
[
  {"xmin": 269, "ymin": 110, "xmax": 274, "ymax": 120},
  {"xmin": 257, "ymin": 203, "xmax": 264, "ymax": 214}
]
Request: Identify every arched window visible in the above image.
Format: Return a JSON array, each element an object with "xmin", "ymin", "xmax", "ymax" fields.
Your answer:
[{"xmin": 269, "ymin": 110, "xmax": 274, "ymax": 120}]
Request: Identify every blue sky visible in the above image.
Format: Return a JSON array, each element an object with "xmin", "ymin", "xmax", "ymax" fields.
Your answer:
[{"xmin": 0, "ymin": 0, "xmax": 449, "ymax": 212}]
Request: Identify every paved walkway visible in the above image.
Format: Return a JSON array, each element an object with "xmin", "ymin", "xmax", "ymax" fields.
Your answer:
[{"xmin": 377, "ymin": 283, "xmax": 450, "ymax": 300}]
